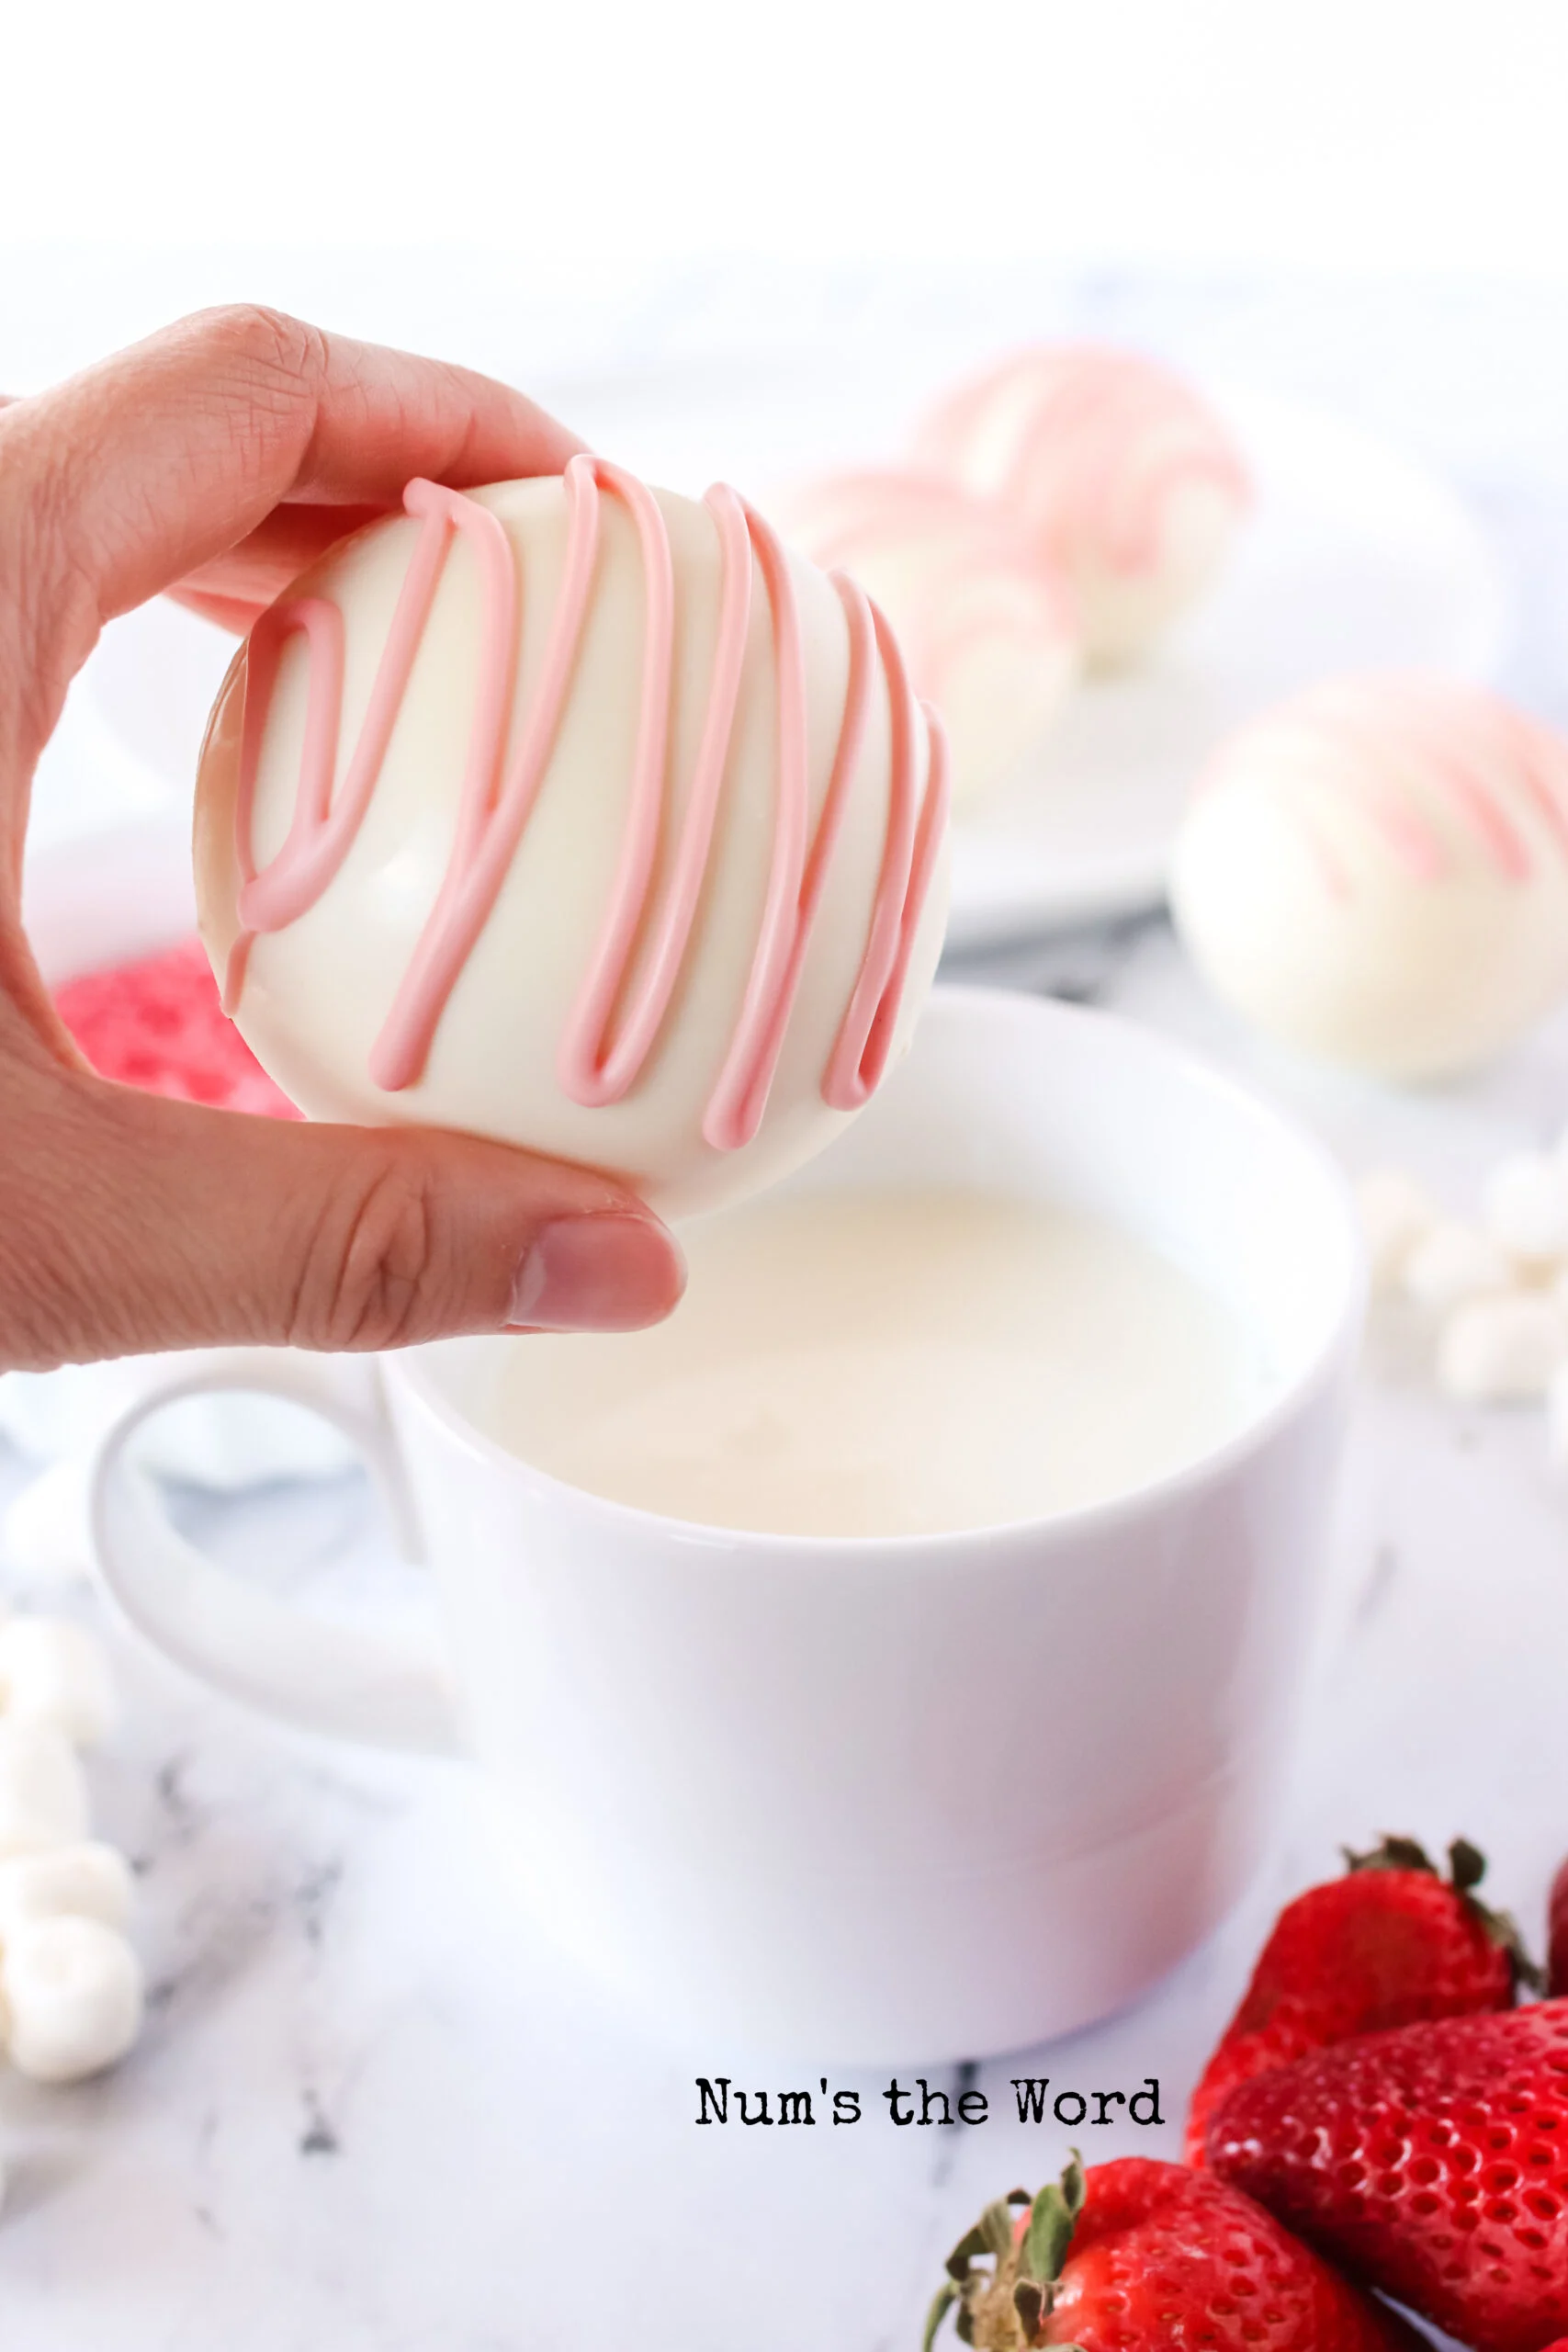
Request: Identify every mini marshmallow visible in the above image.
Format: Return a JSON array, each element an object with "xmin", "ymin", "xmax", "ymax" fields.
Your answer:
[
  {"xmin": 0, "ymin": 1722, "xmax": 89, "ymax": 1858},
  {"xmin": 1438, "ymin": 1293, "xmax": 1568, "ymax": 1401},
  {"xmin": 1358, "ymin": 1168, "xmax": 1440, "ymax": 1291},
  {"xmin": 1483, "ymin": 1151, "xmax": 1568, "ymax": 1265},
  {"xmin": 1403, "ymin": 1220, "xmax": 1515, "ymax": 1316},
  {"xmin": 1, "ymin": 1458, "xmax": 94, "ymax": 1586},
  {"xmin": 0, "ymin": 1843, "xmax": 133, "ymax": 1939},
  {"xmin": 0, "ymin": 1618, "xmax": 116, "ymax": 1749},
  {"xmin": 0, "ymin": 1914, "xmax": 144, "ymax": 2083}
]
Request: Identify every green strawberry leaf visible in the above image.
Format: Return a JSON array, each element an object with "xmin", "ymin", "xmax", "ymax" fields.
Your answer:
[
  {"xmin": 1449, "ymin": 1837, "xmax": 1487, "ymax": 1894},
  {"xmin": 1344, "ymin": 1834, "xmax": 1437, "ymax": 1877},
  {"xmin": 1017, "ymin": 2152, "xmax": 1086, "ymax": 2290},
  {"xmin": 943, "ymin": 2188, "xmax": 1030, "ymax": 2284},
  {"xmin": 923, "ymin": 2281, "xmax": 959, "ymax": 2352},
  {"xmin": 936, "ymin": 2177, "xmax": 1079, "ymax": 2349},
  {"xmin": 942, "ymin": 2222, "xmax": 987, "ymax": 2283}
]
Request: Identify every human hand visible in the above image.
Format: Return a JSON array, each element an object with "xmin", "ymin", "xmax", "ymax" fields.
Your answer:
[{"xmin": 0, "ymin": 307, "xmax": 685, "ymax": 1372}]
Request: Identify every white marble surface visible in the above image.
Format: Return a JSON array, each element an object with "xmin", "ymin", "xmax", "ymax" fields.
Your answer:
[{"xmin": 6, "ymin": 262, "xmax": 1568, "ymax": 2347}]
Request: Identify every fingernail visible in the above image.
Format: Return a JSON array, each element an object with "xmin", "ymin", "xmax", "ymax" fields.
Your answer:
[{"xmin": 507, "ymin": 1213, "xmax": 685, "ymax": 1333}]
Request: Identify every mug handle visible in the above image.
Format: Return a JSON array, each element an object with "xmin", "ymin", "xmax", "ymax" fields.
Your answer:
[{"xmin": 88, "ymin": 1349, "xmax": 458, "ymax": 1754}]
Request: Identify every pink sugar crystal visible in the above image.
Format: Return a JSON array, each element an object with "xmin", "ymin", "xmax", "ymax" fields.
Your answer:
[{"xmin": 54, "ymin": 937, "xmax": 299, "ymax": 1119}]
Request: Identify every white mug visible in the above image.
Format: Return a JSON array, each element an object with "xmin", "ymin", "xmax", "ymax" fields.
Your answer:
[{"xmin": 89, "ymin": 986, "xmax": 1363, "ymax": 2066}]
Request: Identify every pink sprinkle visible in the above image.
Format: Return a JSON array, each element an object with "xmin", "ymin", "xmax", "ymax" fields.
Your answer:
[{"xmin": 54, "ymin": 938, "xmax": 299, "ymax": 1119}]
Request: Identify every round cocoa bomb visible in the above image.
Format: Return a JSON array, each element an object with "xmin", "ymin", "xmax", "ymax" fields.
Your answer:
[
  {"xmin": 771, "ymin": 469, "xmax": 1078, "ymax": 806},
  {"xmin": 1171, "ymin": 677, "xmax": 1568, "ymax": 1080},
  {"xmin": 916, "ymin": 344, "xmax": 1251, "ymax": 671},
  {"xmin": 195, "ymin": 458, "xmax": 951, "ymax": 1217}
]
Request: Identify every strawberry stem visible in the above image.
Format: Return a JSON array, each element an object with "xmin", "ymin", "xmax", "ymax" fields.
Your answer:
[
  {"xmin": 929, "ymin": 2161, "xmax": 1086, "ymax": 2349},
  {"xmin": 1013, "ymin": 2153, "xmax": 1086, "ymax": 2330},
  {"xmin": 1342, "ymin": 1833, "xmax": 1438, "ymax": 1877}
]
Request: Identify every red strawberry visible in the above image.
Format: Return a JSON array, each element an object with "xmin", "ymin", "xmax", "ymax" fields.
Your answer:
[
  {"xmin": 1185, "ymin": 1836, "xmax": 1531, "ymax": 2164},
  {"xmin": 1207, "ymin": 1999, "xmax": 1568, "ymax": 2352},
  {"xmin": 1549, "ymin": 1858, "xmax": 1568, "ymax": 1997},
  {"xmin": 924, "ymin": 2155, "xmax": 1424, "ymax": 2351}
]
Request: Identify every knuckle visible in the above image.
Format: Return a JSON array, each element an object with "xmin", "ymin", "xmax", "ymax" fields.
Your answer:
[
  {"xmin": 173, "ymin": 304, "xmax": 333, "ymax": 499},
  {"xmin": 180, "ymin": 306, "xmax": 333, "ymax": 459},
  {"xmin": 186, "ymin": 303, "xmax": 323, "ymax": 385},
  {"xmin": 291, "ymin": 1161, "xmax": 454, "ymax": 1351}
]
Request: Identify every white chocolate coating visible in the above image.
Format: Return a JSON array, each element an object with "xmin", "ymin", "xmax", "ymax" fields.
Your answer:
[
  {"xmin": 196, "ymin": 469, "xmax": 950, "ymax": 1220},
  {"xmin": 1170, "ymin": 679, "xmax": 1568, "ymax": 1080},
  {"xmin": 768, "ymin": 472, "xmax": 1078, "ymax": 805},
  {"xmin": 915, "ymin": 345, "xmax": 1251, "ymax": 670}
]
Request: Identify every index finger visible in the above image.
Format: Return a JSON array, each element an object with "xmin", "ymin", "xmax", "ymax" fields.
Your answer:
[{"xmin": 0, "ymin": 305, "xmax": 583, "ymax": 651}]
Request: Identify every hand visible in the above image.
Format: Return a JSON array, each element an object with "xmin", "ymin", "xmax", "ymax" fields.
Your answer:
[{"xmin": 0, "ymin": 307, "xmax": 684, "ymax": 1373}]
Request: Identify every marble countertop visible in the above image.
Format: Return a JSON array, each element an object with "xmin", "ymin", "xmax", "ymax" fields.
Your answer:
[{"xmin": 6, "ymin": 262, "xmax": 1568, "ymax": 2349}]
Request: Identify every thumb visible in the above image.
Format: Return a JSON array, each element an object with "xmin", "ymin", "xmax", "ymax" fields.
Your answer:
[{"xmin": 1, "ymin": 1054, "xmax": 685, "ymax": 1371}]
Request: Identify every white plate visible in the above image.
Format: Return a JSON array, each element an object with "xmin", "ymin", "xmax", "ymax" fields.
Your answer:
[{"xmin": 62, "ymin": 373, "xmax": 1509, "ymax": 952}]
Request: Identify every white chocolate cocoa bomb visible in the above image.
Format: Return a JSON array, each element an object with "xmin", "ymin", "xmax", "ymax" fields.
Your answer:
[
  {"xmin": 1171, "ymin": 678, "xmax": 1568, "ymax": 1080},
  {"xmin": 768, "ymin": 471, "xmax": 1078, "ymax": 805},
  {"xmin": 196, "ymin": 459, "xmax": 950, "ymax": 1218},
  {"xmin": 915, "ymin": 345, "xmax": 1251, "ymax": 671}
]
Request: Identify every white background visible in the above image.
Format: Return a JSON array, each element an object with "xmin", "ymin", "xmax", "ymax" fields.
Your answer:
[{"xmin": 4, "ymin": 0, "xmax": 1568, "ymax": 278}]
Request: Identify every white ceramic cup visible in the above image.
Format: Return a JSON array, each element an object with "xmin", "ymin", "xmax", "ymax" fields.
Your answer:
[{"xmin": 89, "ymin": 985, "xmax": 1363, "ymax": 2065}]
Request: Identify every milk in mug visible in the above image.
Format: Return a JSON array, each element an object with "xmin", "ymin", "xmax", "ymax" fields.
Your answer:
[{"xmin": 482, "ymin": 1187, "xmax": 1272, "ymax": 1539}]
